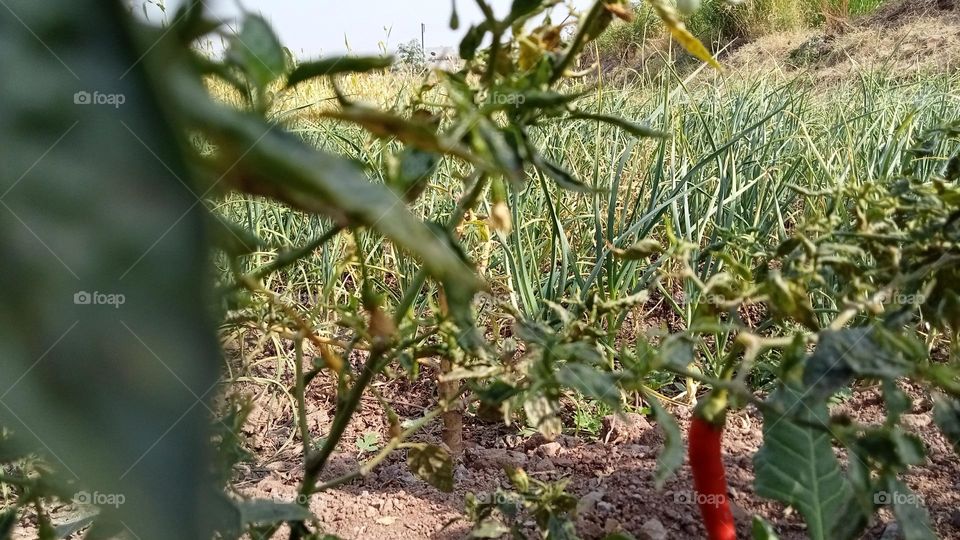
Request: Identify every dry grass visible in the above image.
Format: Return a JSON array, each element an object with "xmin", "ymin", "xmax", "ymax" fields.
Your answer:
[{"xmin": 721, "ymin": 11, "xmax": 960, "ymax": 82}]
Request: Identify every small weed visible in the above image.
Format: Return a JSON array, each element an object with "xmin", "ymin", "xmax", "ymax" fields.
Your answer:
[{"xmin": 355, "ymin": 432, "xmax": 380, "ymax": 456}]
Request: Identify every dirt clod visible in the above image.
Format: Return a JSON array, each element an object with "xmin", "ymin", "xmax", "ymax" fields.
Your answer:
[
  {"xmin": 536, "ymin": 441, "xmax": 563, "ymax": 458},
  {"xmin": 638, "ymin": 518, "xmax": 668, "ymax": 540},
  {"xmin": 600, "ymin": 412, "xmax": 652, "ymax": 444}
]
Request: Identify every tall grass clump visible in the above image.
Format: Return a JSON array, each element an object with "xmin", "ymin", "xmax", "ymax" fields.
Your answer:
[{"xmin": 214, "ymin": 67, "xmax": 960, "ymax": 368}]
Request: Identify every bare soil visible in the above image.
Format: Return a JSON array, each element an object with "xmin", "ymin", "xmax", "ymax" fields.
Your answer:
[
  {"xmin": 721, "ymin": 0, "xmax": 960, "ymax": 83},
  {"xmin": 231, "ymin": 369, "xmax": 960, "ymax": 540},
  {"xmin": 604, "ymin": 0, "xmax": 960, "ymax": 85}
]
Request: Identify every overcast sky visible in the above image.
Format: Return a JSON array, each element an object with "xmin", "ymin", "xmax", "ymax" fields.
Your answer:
[{"xmin": 142, "ymin": 0, "xmax": 593, "ymax": 57}]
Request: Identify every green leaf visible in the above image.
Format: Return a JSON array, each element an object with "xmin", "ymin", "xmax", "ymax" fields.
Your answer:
[
  {"xmin": 471, "ymin": 519, "xmax": 511, "ymax": 538},
  {"xmin": 644, "ymin": 393, "xmax": 682, "ymax": 489},
  {"xmin": 751, "ymin": 516, "xmax": 780, "ymax": 539},
  {"xmin": 227, "ymin": 14, "xmax": 287, "ymax": 90},
  {"xmin": 450, "ymin": 0, "xmax": 460, "ymax": 30},
  {"xmin": 0, "ymin": 509, "xmax": 16, "ymax": 540},
  {"xmin": 754, "ymin": 387, "xmax": 864, "ymax": 540},
  {"xmin": 319, "ymin": 106, "xmax": 482, "ymax": 167},
  {"xmin": 210, "ymin": 214, "xmax": 265, "ymax": 256},
  {"xmin": 173, "ymin": 2, "xmax": 222, "ymax": 43},
  {"xmin": 504, "ymin": 466, "xmax": 530, "ymax": 492},
  {"xmin": 658, "ymin": 334, "xmax": 695, "ymax": 371},
  {"xmin": 477, "ymin": 123, "xmax": 523, "ymax": 183},
  {"xmin": 766, "ymin": 271, "xmax": 819, "ymax": 331},
  {"xmin": 459, "ymin": 23, "xmax": 489, "ymax": 60},
  {"xmin": 285, "ymin": 56, "xmax": 393, "ymax": 88},
  {"xmin": 235, "ymin": 499, "xmax": 315, "ymax": 526},
  {"xmin": 38, "ymin": 514, "xmax": 56, "ymax": 540},
  {"xmin": 855, "ymin": 428, "xmax": 925, "ymax": 470},
  {"xmin": 545, "ymin": 515, "xmax": 577, "ymax": 540},
  {"xmin": 389, "ymin": 147, "xmax": 440, "ymax": 202},
  {"xmin": 615, "ymin": 239, "xmax": 662, "ymax": 260},
  {"xmin": 802, "ymin": 328, "xmax": 913, "ymax": 403},
  {"xmin": 355, "ymin": 432, "xmax": 380, "ymax": 453},
  {"xmin": 1, "ymin": 5, "xmax": 223, "ymax": 538},
  {"xmin": 54, "ymin": 515, "xmax": 96, "ymax": 539},
  {"xmin": 407, "ymin": 444, "xmax": 455, "ymax": 492},
  {"xmin": 524, "ymin": 395, "xmax": 562, "ymax": 439},
  {"xmin": 507, "ymin": 0, "xmax": 546, "ymax": 24},
  {"xmin": 884, "ymin": 477, "xmax": 935, "ymax": 540},
  {"xmin": 933, "ymin": 395, "xmax": 960, "ymax": 455},
  {"xmin": 570, "ymin": 112, "xmax": 669, "ymax": 139},
  {"xmin": 539, "ymin": 158, "xmax": 592, "ymax": 193},
  {"xmin": 556, "ymin": 364, "xmax": 620, "ymax": 407},
  {"xmin": 882, "ymin": 380, "xmax": 912, "ymax": 425},
  {"xmin": 167, "ymin": 71, "xmax": 483, "ymax": 317}
]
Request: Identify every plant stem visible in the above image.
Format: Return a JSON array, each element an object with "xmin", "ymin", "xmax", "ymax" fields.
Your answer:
[
  {"xmin": 287, "ymin": 346, "xmax": 390, "ymax": 539},
  {"xmin": 550, "ymin": 0, "xmax": 605, "ymax": 84},
  {"xmin": 294, "ymin": 336, "xmax": 310, "ymax": 469},
  {"xmin": 312, "ymin": 402, "xmax": 448, "ymax": 492}
]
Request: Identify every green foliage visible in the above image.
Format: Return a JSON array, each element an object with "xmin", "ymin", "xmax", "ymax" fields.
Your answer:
[
  {"xmin": 1, "ymin": 2, "xmax": 224, "ymax": 538},
  {"xmin": 466, "ymin": 468, "xmax": 579, "ymax": 539},
  {"xmin": 754, "ymin": 387, "xmax": 860, "ymax": 540},
  {"xmin": 396, "ymin": 39, "xmax": 425, "ymax": 72},
  {"xmin": 406, "ymin": 444, "xmax": 455, "ymax": 492},
  {"xmin": 354, "ymin": 432, "xmax": 380, "ymax": 455},
  {"xmin": 3, "ymin": 1, "xmax": 959, "ymax": 539}
]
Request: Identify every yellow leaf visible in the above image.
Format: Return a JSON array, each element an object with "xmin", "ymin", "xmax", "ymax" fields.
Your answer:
[
  {"xmin": 647, "ymin": 0, "xmax": 721, "ymax": 70},
  {"xmin": 604, "ymin": 0, "xmax": 634, "ymax": 22}
]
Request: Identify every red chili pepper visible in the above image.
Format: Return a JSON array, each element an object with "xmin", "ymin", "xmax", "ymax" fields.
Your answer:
[{"xmin": 689, "ymin": 416, "xmax": 737, "ymax": 540}]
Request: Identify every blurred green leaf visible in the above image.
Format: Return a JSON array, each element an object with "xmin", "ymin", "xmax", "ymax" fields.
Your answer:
[
  {"xmin": 751, "ymin": 516, "xmax": 780, "ymax": 539},
  {"xmin": 802, "ymin": 328, "xmax": 913, "ymax": 403},
  {"xmin": 644, "ymin": 393, "xmax": 682, "ymax": 489},
  {"xmin": 615, "ymin": 239, "xmax": 662, "ymax": 260},
  {"xmin": 459, "ymin": 23, "xmax": 489, "ymax": 60},
  {"xmin": 166, "ymin": 66, "xmax": 483, "ymax": 311},
  {"xmin": 524, "ymin": 395, "xmax": 562, "ymax": 439},
  {"xmin": 658, "ymin": 335, "xmax": 695, "ymax": 371},
  {"xmin": 933, "ymin": 395, "xmax": 960, "ymax": 455},
  {"xmin": 53, "ymin": 515, "xmax": 95, "ymax": 539},
  {"xmin": 571, "ymin": 112, "xmax": 669, "ymax": 139},
  {"xmin": 407, "ymin": 444, "xmax": 454, "ymax": 492},
  {"xmin": 884, "ymin": 477, "xmax": 935, "ymax": 540},
  {"xmin": 0, "ymin": 509, "xmax": 16, "ymax": 539},
  {"xmin": 1, "ymin": 3, "xmax": 223, "ymax": 538},
  {"xmin": 556, "ymin": 364, "xmax": 619, "ymax": 408},
  {"xmin": 227, "ymin": 14, "xmax": 286, "ymax": 90},
  {"xmin": 389, "ymin": 147, "xmax": 440, "ymax": 202},
  {"xmin": 539, "ymin": 158, "xmax": 592, "ymax": 193},
  {"xmin": 285, "ymin": 56, "xmax": 393, "ymax": 88},
  {"xmin": 471, "ymin": 519, "xmax": 511, "ymax": 538}
]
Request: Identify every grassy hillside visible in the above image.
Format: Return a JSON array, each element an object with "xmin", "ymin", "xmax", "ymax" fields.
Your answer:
[{"xmin": 592, "ymin": 0, "xmax": 894, "ymax": 65}]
